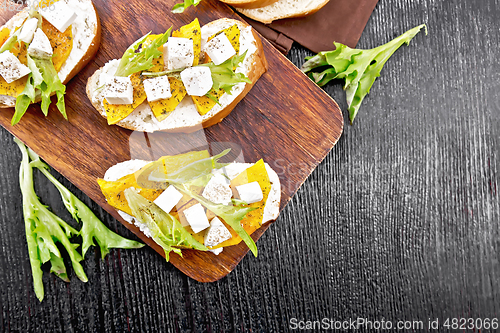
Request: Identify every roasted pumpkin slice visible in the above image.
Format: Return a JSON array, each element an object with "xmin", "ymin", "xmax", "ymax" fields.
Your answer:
[
  {"xmin": 98, "ymin": 173, "xmax": 163, "ymax": 216},
  {"xmin": 191, "ymin": 88, "xmax": 224, "ymax": 116},
  {"xmin": 172, "ymin": 18, "xmax": 201, "ymax": 66},
  {"xmin": 149, "ymin": 77, "xmax": 187, "ymax": 121},
  {"xmin": 143, "ymin": 35, "xmax": 188, "ymax": 121},
  {"xmin": 103, "ymin": 72, "xmax": 147, "ymax": 125},
  {"xmin": 191, "ymin": 24, "xmax": 241, "ymax": 115},
  {"xmin": 41, "ymin": 18, "xmax": 73, "ymax": 72},
  {"xmin": 0, "ymin": 27, "xmax": 9, "ymax": 46}
]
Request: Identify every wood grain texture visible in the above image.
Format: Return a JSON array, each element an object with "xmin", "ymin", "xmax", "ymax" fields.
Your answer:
[
  {"xmin": 0, "ymin": 0, "xmax": 343, "ymax": 283},
  {"xmin": 3, "ymin": 0, "xmax": 500, "ymax": 332}
]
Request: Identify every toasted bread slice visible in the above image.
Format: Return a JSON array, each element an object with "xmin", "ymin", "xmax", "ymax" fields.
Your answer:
[
  {"xmin": 87, "ymin": 18, "xmax": 268, "ymax": 133},
  {"xmin": 102, "ymin": 159, "xmax": 281, "ymax": 253},
  {"xmin": 0, "ymin": 0, "xmax": 101, "ymax": 108},
  {"xmin": 236, "ymin": 0, "xmax": 330, "ymax": 24},
  {"xmin": 219, "ymin": 0, "xmax": 280, "ymax": 9}
]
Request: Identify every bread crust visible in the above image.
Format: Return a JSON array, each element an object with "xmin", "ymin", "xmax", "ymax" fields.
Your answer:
[
  {"xmin": 61, "ymin": 3, "xmax": 101, "ymax": 85},
  {"xmin": 220, "ymin": 0, "xmax": 280, "ymax": 10},
  {"xmin": 0, "ymin": 0, "xmax": 101, "ymax": 108},
  {"xmin": 236, "ymin": 0, "xmax": 330, "ymax": 24},
  {"xmin": 87, "ymin": 18, "xmax": 268, "ymax": 133}
]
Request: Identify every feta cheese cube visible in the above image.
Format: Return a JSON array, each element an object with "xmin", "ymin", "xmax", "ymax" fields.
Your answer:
[
  {"xmin": 163, "ymin": 37, "xmax": 194, "ymax": 70},
  {"xmin": 27, "ymin": 29, "xmax": 53, "ymax": 59},
  {"xmin": 235, "ymin": 181, "xmax": 263, "ymax": 204},
  {"xmin": 103, "ymin": 76, "xmax": 134, "ymax": 105},
  {"xmin": 39, "ymin": 1, "xmax": 77, "ymax": 33},
  {"xmin": 0, "ymin": 51, "xmax": 31, "ymax": 84},
  {"xmin": 180, "ymin": 66, "xmax": 213, "ymax": 97},
  {"xmin": 202, "ymin": 174, "xmax": 232, "ymax": 205},
  {"xmin": 19, "ymin": 18, "xmax": 39, "ymax": 44},
  {"xmin": 143, "ymin": 76, "xmax": 172, "ymax": 102},
  {"xmin": 205, "ymin": 33, "xmax": 236, "ymax": 65},
  {"xmin": 153, "ymin": 185, "xmax": 183, "ymax": 213},
  {"xmin": 99, "ymin": 73, "xmax": 115, "ymax": 87},
  {"xmin": 204, "ymin": 217, "xmax": 232, "ymax": 247},
  {"xmin": 183, "ymin": 203, "xmax": 210, "ymax": 233}
]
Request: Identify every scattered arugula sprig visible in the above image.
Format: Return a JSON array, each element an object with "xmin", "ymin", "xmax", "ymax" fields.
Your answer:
[
  {"xmin": 114, "ymin": 28, "xmax": 172, "ymax": 77},
  {"xmin": 16, "ymin": 139, "xmax": 87, "ymax": 301},
  {"xmin": 200, "ymin": 50, "xmax": 251, "ymax": 103},
  {"xmin": 301, "ymin": 24, "xmax": 427, "ymax": 123},
  {"xmin": 27, "ymin": 149, "xmax": 144, "ymax": 258},
  {"xmin": 14, "ymin": 138, "xmax": 143, "ymax": 301},
  {"xmin": 171, "ymin": 0, "xmax": 203, "ymax": 14}
]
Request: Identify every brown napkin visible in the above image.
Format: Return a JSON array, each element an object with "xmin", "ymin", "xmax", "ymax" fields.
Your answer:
[{"xmin": 240, "ymin": 0, "xmax": 379, "ymax": 54}]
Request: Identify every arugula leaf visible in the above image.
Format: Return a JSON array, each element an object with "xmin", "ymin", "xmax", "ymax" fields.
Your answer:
[
  {"xmin": 27, "ymin": 149, "xmax": 144, "ymax": 258},
  {"xmin": 171, "ymin": 0, "xmax": 203, "ymax": 14},
  {"xmin": 15, "ymin": 138, "xmax": 87, "ymax": 301},
  {"xmin": 301, "ymin": 24, "xmax": 427, "ymax": 123},
  {"xmin": 15, "ymin": 139, "xmax": 144, "ymax": 301},
  {"xmin": 32, "ymin": 57, "xmax": 66, "ymax": 118},
  {"xmin": 13, "ymin": 55, "xmax": 67, "ymax": 124},
  {"xmin": 200, "ymin": 50, "xmax": 251, "ymax": 98},
  {"xmin": 124, "ymin": 188, "xmax": 208, "ymax": 260},
  {"xmin": 12, "ymin": 56, "xmax": 42, "ymax": 125},
  {"xmin": 136, "ymin": 148, "xmax": 230, "ymax": 187},
  {"xmin": 114, "ymin": 29, "xmax": 172, "ymax": 77}
]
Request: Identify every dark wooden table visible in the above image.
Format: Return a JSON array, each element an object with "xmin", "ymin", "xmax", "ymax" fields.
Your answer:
[{"xmin": 2, "ymin": 0, "xmax": 499, "ymax": 331}]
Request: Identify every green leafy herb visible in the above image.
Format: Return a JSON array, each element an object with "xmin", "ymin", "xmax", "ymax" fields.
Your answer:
[
  {"xmin": 14, "ymin": 139, "xmax": 143, "ymax": 301},
  {"xmin": 124, "ymin": 188, "xmax": 208, "ymax": 260},
  {"xmin": 114, "ymin": 29, "xmax": 172, "ymax": 77},
  {"xmin": 27, "ymin": 149, "xmax": 144, "ymax": 258},
  {"xmin": 142, "ymin": 69, "xmax": 183, "ymax": 77},
  {"xmin": 136, "ymin": 149, "xmax": 230, "ymax": 186},
  {"xmin": 33, "ymin": 57, "xmax": 66, "ymax": 117},
  {"xmin": 301, "ymin": 24, "xmax": 427, "ymax": 123},
  {"xmin": 15, "ymin": 138, "xmax": 87, "ymax": 301},
  {"xmin": 12, "ymin": 55, "xmax": 67, "ymax": 125},
  {"xmin": 200, "ymin": 50, "xmax": 251, "ymax": 102},
  {"xmin": 171, "ymin": 0, "xmax": 203, "ymax": 14}
]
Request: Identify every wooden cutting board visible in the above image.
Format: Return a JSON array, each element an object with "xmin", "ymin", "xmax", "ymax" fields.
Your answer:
[{"xmin": 0, "ymin": 0, "xmax": 343, "ymax": 282}]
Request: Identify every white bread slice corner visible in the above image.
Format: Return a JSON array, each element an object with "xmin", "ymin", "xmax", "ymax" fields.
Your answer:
[
  {"xmin": 103, "ymin": 160, "xmax": 281, "ymax": 243},
  {"xmin": 0, "ymin": 0, "xmax": 101, "ymax": 108},
  {"xmin": 236, "ymin": 0, "xmax": 330, "ymax": 24},
  {"xmin": 86, "ymin": 18, "xmax": 268, "ymax": 133},
  {"xmin": 219, "ymin": 0, "xmax": 280, "ymax": 10}
]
